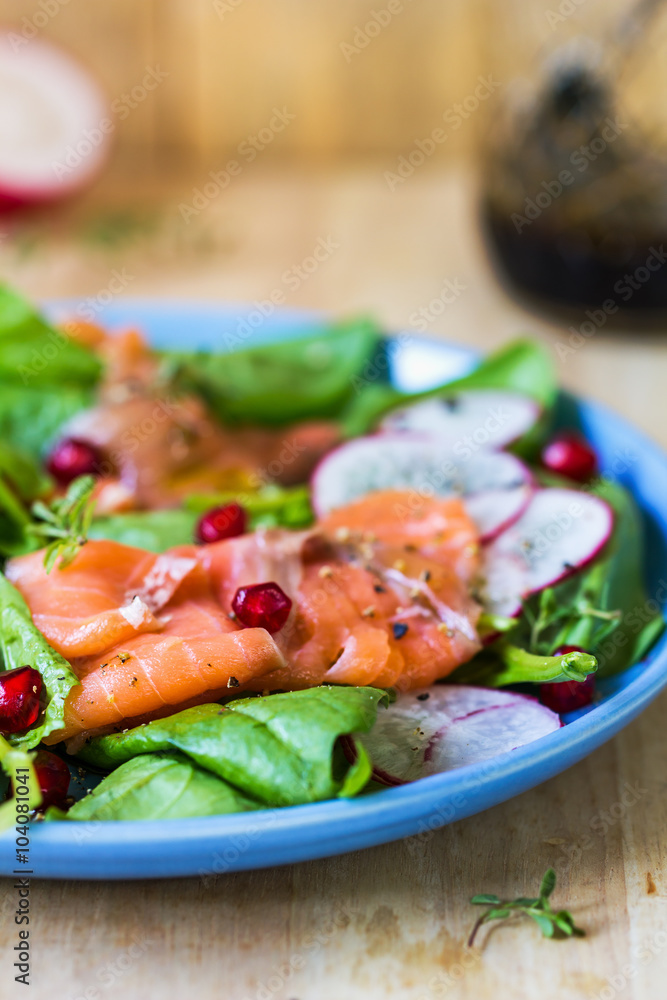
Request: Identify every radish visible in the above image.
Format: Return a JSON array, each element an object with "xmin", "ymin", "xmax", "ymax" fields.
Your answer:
[
  {"xmin": 0, "ymin": 34, "xmax": 109, "ymax": 208},
  {"xmin": 311, "ymin": 435, "xmax": 534, "ymax": 542},
  {"xmin": 380, "ymin": 390, "xmax": 540, "ymax": 450},
  {"xmin": 481, "ymin": 488, "xmax": 614, "ymax": 617},
  {"xmin": 356, "ymin": 685, "xmax": 561, "ymax": 783}
]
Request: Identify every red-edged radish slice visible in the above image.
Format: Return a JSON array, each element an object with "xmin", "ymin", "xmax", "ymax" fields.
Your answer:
[
  {"xmin": 380, "ymin": 390, "xmax": 540, "ymax": 450},
  {"xmin": 0, "ymin": 34, "xmax": 109, "ymax": 207},
  {"xmin": 311, "ymin": 435, "xmax": 534, "ymax": 542},
  {"xmin": 356, "ymin": 685, "xmax": 561, "ymax": 783},
  {"xmin": 481, "ymin": 488, "xmax": 614, "ymax": 617}
]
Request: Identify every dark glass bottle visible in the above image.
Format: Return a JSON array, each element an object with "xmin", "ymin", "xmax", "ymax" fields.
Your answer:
[{"xmin": 482, "ymin": 9, "xmax": 667, "ymax": 324}]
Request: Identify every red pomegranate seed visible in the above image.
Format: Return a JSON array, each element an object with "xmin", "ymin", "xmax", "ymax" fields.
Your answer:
[
  {"xmin": 540, "ymin": 646, "xmax": 596, "ymax": 713},
  {"xmin": 196, "ymin": 502, "xmax": 247, "ymax": 544},
  {"xmin": 10, "ymin": 750, "xmax": 71, "ymax": 811},
  {"xmin": 33, "ymin": 751, "xmax": 71, "ymax": 810},
  {"xmin": 541, "ymin": 432, "xmax": 598, "ymax": 483},
  {"xmin": 0, "ymin": 666, "xmax": 42, "ymax": 734},
  {"xmin": 47, "ymin": 437, "xmax": 103, "ymax": 486},
  {"xmin": 232, "ymin": 581, "xmax": 292, "ymax": 633}
]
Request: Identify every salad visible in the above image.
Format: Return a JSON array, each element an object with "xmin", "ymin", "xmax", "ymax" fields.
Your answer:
[{"xmin": 0, "ymin": 284, "xmax": 663, "ymax": 824}]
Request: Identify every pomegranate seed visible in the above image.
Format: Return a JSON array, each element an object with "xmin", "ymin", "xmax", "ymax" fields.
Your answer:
[
  {"xmin": 232, "ymin": 581, "xmax": 292, "ymax": 633},
  {"xmin": 541, "ymin": 432, "xmax": 598, "ymax": 483},
  {"xmin": 0, "ymin": 666, "xmax": 42, "ymax": 734},
  {"xmin": 33, "ymin": 751, "xmax": 71, "ymax": 810},
  {"xmin": 540, "ymin": 646, "xmax": 595, "ymax": 713},
  {"xmin": 10, "ymin": 750, "xmax": 71, "ymax": 811},
  {"xmin": 47, "ymin": 437, "xmax": 103, "ymax": 486},
  {"xmin": 196, "ymin": 503, "xmax": 247, "ymax": 544}
]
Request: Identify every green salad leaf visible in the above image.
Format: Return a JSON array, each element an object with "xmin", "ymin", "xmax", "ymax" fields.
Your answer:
[
  {"xmin": 0, "ymin": 285, "xmax": 101, "ymax": 388},
  {"xmin": 0, "ymin": 443, "xmax": 52, "ymax": 558},
  {"xmin": 339, "ymin": 338, "xmax": 556, "ymax": 441},
  {"xmin": 0, "ymin": 573, "xmax": 79, "ymax": 749},
  {"xmin": 90, "ymin": 485, "xmax": 314, "ymax": 553},
  {"xmin": 444, "ymin": 338, "xmax": 557, "ymax": 409},
  {"xmin": 90, "ymin": 509, "xmax": 198, "ymax": 552},
  {"xmin": 76, "ymin": 686, "xmax": 387, "ymax": 808},
  {"xmin": 0, "ymin": 734, "xmax": 42, "ymax": 831},
  {"xmin": 0, "ymin": 286, "xmax": 101, "ymax": 459},
  {"xmin": 0, "ymin": 384, "xmax": 94, "ymax": 461},
  {"xmin": 66, "ymin": 752, "xmax": 261, "ymax": 822},
  {"xmin": 451, "ymin": 643, "xmax": 598, "ymax": 688},
  {"xmin": 184, "ymin": 484, "xmax": 314, "ymax": 529},
  {"xmin": 164, "ymin": 315, "xmax": 382, "ymax": 426}
]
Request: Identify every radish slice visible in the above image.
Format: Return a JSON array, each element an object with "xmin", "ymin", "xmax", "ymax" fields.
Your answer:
[
  {"xmin": 0, "ymin": 34, "xmax": 109, "ymax": 207},
  {"xmin": 357, "ymin": 685, "xmax": 561, "ymax": 783},
  {"xmin": 311, "ymin": 435, "xmax": 534, "ymax": 541},
  {"xmin": 380, "ymin": 390, "xmax": 540, "ymax": 450},
  {"xmin": 481, "ymin": 488, "xmax": 614, "ymax": 617}
]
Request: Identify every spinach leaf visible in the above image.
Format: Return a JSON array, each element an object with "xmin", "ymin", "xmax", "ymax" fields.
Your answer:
[
  {"xmin": 0, "ymin": 384, "xmax": 94, "ymax": 460},
  {"xmin": 164, "ymin": 315, "xmax": 381, "ymax": 426},
  {"xmin": 0, "ymin": 287, "xmax": 101, "ymax": 459},
  {"xmin": 444, "ymin": 338, "xmax": 557, "ymax": 409},
  {"xmin": 0, "ymin": 573, "xmax": 79, "ymax": 749},
  {"xmin": 339, "ymin": 338, "xmax": 556, "ymax": 439},
  {"xmin": 90, "ymin": 509, "xmax": 198, "ymax": 553},
  {"xmin": 184, "ymin": 484, "xmax": 314, "ymax": 529},
  {"xmin": 66, "ymin": 752, "xmax": 260, "ymax": 821},
  {"xmin": 90, "ymin": 485, "xmax": 314, "ymax": 553},
  {"xmin": 76, "ymin": 686, "xmax": 387, "ymax": 807},
  {"xmin": 0, "ymin": 442, "xmax": 50, "ymax": 501},
  {"xmin": 0, "ymin": 285, "xmax": 101, "ymax": 389},
  {"xmin": 0, "ymin": 478, "xmax": 32, "ymax": 558}
]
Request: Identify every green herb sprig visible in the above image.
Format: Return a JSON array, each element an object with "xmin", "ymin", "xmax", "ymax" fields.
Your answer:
[
  {"xmin": 468, "ymin": 868, "xmax": 585, "ymax": 946},
  {"xmin": 29, "ymin": 475, "xmax": 97, "ymax": 572}
]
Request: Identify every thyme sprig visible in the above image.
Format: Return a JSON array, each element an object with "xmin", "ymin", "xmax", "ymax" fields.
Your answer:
[
  {"xmin": 468, "ymin": 868, "xmax": 585, "ymax": 946},
  {"xmin": 29, "ymin": 475, "xmax": 97, "ymax": 572}
]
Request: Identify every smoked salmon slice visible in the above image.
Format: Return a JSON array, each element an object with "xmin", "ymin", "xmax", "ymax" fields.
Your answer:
[
  {"xmin": 59, "ymin": 326, "xmax": 341, "ymax": 511},
  {"xmin": 200, "ymin": 490, "xmax": 482, "ymax": 692},
  {"xmin": 6, "ymin": 541, "xmax": 286, "ymax": 743},
  {"xmin": 6, "ymin": 490, "xmax": 481, "ymax": 743}
]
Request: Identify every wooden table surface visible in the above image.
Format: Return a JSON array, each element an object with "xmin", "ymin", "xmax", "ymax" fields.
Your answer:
[{"xmin": 2, "ymin": 164, "xmax": 667, "ymax": 1000}]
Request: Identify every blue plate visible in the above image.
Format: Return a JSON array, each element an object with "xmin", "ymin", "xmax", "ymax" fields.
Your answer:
[{"xmin": 2, "ymin": 301, "xmax": 667, "ymax": 880}]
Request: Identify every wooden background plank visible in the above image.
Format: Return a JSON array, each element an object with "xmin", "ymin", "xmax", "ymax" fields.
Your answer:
[{"xmin": 3, "ymin": 0, "xmax": 667, "ymax": 165}]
